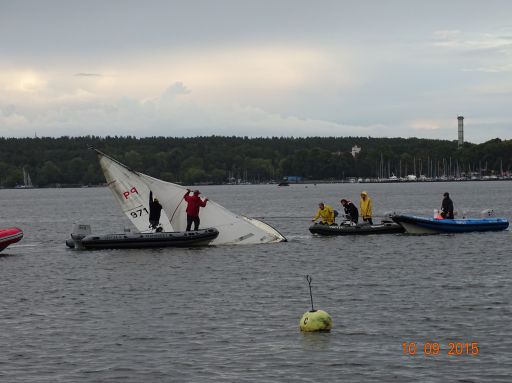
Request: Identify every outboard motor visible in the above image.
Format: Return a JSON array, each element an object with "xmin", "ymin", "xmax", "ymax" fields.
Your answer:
[
  {"xmin": 481, "ymin": 209, "xmax": 496, "ymax": 217},
  {"xmin": 69, "ymin": 223, "xmax": 92, "ymax": 249},
  {"xmin": 382, "ymin": 211, "xmax": 396, "ymax": 223}
]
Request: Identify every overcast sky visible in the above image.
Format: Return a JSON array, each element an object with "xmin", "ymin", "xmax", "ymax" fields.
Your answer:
[{"xmin": 1, "ymin": 0, "xmax": 511, "ymax": 142}]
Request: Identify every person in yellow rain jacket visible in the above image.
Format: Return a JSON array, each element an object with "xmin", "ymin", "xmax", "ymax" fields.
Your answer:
[
  {"xmin": 312, "ymin": 202, "xmax": 335, "ymax": 225},
  {"xmin": 359, "ymin": 191, "xmax": 373, "ymax": 224}
]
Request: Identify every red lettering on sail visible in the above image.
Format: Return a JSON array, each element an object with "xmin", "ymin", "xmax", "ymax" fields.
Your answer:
[{"xmin": 123, "ymin": 187, "xmax": 139, "ymax": 199}]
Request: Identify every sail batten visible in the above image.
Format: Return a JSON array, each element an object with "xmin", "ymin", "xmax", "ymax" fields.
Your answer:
[{"xmin": 94, "ymin": 149, "xmax": 286, "ymax": 245}]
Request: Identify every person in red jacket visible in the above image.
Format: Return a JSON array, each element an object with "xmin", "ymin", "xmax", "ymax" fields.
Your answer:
[{"xmin": 184, "ymin": 189, "xmax": 208, "ymax": 231}]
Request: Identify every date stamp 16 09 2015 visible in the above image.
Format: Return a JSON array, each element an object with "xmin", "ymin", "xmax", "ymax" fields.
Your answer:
[{"xmin": 402, "ymin": 341, "xmax": 479, "ymax": 356}]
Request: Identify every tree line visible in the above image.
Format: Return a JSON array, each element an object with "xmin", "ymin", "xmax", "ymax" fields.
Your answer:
[{"xmin": 0, "ymin": 136, "xmax": 511, "ymax": 187}]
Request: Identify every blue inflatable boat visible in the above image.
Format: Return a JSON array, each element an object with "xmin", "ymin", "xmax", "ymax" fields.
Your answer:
[{"xmin": 391, "ymin": 215, "xmax": 509, "ymax": 234}]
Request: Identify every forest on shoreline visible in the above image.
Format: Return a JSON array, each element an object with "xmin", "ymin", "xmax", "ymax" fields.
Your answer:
[{"xmin": 0, "ymin": 135, "xmax": 511, "ymax": 187}]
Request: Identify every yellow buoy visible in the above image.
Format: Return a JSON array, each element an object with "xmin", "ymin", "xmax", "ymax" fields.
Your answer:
[
  {"xmin": 299, "ymin": 309, "xmax": 332, "ymax": 332},
  {"xmin": 299, "ymin": 275, "xmax": 332, "ymax": 332}
]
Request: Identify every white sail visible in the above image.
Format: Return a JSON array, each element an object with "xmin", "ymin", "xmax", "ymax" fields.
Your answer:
[
  {"xmin": 98, "ymin": 153, "xmax": 173, "ymax": 233},
  {"xmin": 139, "ymin": 174, "xmax": 286, "ymax": 244},
  {"xmin": 21, "ymin": 167, "xmax": 34, "ymax": 188},
  {"xmin": 95, "ymin": 150, "xmax": 286, "ymax": 245},
  {"xmin": 26, "ymin": 172, "xmax": 33, "ymax": 188}
]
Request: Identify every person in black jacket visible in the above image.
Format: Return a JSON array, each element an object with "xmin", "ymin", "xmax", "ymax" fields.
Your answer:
[
  {"xmin": 149, "ymin": 191, "xmax": 163, "ymax": 230},
  {"xmin": 340, "ymin": 199, "xmax": 359, "ymax": 224},
  {"xmin": 441, "ymin": 192, "xmax": 454, "ymax": 219}
]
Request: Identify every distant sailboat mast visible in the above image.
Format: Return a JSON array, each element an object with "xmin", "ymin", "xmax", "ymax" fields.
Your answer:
[
  {"xmin": 22, "ymin": 167, "xmax": 33, "ymax": 188},
  {"xmin": 26, "ymin": 172, "xmax": 33, "ymax": 188}
]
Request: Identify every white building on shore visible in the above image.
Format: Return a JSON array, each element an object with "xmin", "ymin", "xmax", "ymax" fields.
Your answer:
[{"xmin": 351, "ymin": 145, "xmax": 361, "ymax": 158}]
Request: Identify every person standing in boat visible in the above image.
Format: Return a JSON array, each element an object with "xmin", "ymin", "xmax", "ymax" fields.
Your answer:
[
  {"xmin": 184, "ymin": 189, "xmax": 209, "ymax": 231},
  {"xmin": 440, "ymin": 192, "xmax": 454, "ymax": 219},
  {"xmin": 149, "ymin": 191, "xmax": 163, "ymax": 231},
  {"xmin": 312, "ymin": 202, "xmax": 335, "ymax": 225},
  {"xmin": 359, "ymin": 191, "xmax": 373, "ymax": 225},
  {"xmin": 340, "ymin": 199, "xmax": 359, "ymax": 224}
]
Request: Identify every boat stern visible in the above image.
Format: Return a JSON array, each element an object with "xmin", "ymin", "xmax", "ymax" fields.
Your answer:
[{"xmin": 67, "ymin": 223, "xmax": 92, "ymax": 249}]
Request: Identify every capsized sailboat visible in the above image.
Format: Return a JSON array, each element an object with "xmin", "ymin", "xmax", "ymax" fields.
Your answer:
[{"xmin": 92, "ymin": 148, "xmax": 286, "ymax": 245}]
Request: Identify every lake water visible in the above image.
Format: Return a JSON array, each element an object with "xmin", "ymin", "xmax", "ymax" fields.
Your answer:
[{"xmin": 1, "ymin": 182, "xmax": 511, "ymax": 382}]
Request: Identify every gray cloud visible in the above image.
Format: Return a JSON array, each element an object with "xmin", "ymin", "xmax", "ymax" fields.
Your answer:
[
  {"xmin": 1, "ymin": 0, "xmax": 512, "ymax": 142},
  {"xmin": 161, "ymin": 82, "xmax": 190, "ymax": 98}
]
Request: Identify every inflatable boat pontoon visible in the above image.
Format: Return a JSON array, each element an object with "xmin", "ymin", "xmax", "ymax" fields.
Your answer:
[
  {"xmin": 0, "ymin": 227, "xmax": 23, "ymax": 252},
  {"xmin": 391, "ymin": 215, "xmax": 509, "ymax": 234},
  {"xmin": 309, "ymin": 221, "xmax": 404, "ymax": 236},
  {"xmin": 66, "ymin": 224, "xmax": 219, "ymax": 250}
]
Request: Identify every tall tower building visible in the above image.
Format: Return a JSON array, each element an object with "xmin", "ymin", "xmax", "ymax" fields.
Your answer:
[{"xmin": 457, "ymin": 115, "xmax": 464, "ymax": 149}]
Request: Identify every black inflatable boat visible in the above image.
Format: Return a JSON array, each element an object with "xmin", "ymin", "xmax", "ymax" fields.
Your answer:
[
  {"xmin": 309, "ymin": 221, "xmax": 404, "ymax": 236},
  {"xmin": 66, "ymin": 227, "xmax": 219, "ymax": 249}
]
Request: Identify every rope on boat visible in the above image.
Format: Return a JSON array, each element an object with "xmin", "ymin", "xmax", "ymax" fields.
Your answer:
[
  {"xmin": 169, "ymin": 197, "xmax": 184, "ymax": 224},
  {"xmin": 252, "ymin": 215, "xmax": 392, "ymax": 220}
]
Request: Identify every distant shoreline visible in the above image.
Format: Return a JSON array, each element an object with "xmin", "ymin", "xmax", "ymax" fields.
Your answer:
[
  {"xmin": 297, "ymin": 177, "xmax": 512, "ymax": 185},
  {"xmin": 2, "ymin": 177, "xmax": 511, "ymax": 190}
]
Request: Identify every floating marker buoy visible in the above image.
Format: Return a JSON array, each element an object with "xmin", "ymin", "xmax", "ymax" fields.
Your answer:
[
  {"xmin": 299, "ymin": 275, "xmax": 332, "ymax": 332},
  {"xmin": 299, "ymin": 309, "xmax": 332, "ymax": 332}
]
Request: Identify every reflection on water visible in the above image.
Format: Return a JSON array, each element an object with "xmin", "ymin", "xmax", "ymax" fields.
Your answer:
[{"xmin": 300, "ymin": 331, "xmax": 332, "ymax": 351}]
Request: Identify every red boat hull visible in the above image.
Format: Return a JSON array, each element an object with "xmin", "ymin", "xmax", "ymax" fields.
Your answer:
[{"xmin": 0, "ymin": 227, "xmax": 23, "ymax": 252}]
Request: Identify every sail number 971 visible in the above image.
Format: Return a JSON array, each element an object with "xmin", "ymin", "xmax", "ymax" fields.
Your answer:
[{"xmin": 130, "ymin": 208, "xmax": 149, "ymax": 218}]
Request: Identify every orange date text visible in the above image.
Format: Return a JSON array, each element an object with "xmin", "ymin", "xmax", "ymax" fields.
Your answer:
[{"xmin": 402, "ymin": 341, "xmax": 479, "ymax": 356}]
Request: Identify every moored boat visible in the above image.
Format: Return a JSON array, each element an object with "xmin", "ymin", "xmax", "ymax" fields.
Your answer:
[
  {"xmin": 66, "ymin": 225, "xmax": 219, "ymax": 250},
  {"xmin": 391, "ymin": 214, "xmax": 509, "ymax": 234},
  {"xmin": 0, "ymin": 227, "xmax": 24, "ymax": 252},
  {"xmin": 309, "ymin": 221, "xmax": 404, "ymax": 236}
]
